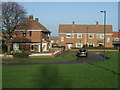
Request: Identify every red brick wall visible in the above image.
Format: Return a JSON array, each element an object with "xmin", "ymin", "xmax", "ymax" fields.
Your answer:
[{"xmin": 58, "ymin": 33, "xmax": 113, "ymax": 49}]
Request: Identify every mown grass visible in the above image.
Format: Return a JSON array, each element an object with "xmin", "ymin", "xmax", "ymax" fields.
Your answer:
[
  {"xmin": 2, "ymin": 51, "xmax": 76, "ymax": 63},
  {"xmin": 2, "ymin": 51, "xmax": 119, "ymax": 88}
]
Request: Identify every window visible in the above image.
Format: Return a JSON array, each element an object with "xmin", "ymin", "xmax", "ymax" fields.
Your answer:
[
  {"xmin": 66, "ymin": 34, "xmax": 71, "ymax": 38},
  {"xmin": 114, "ymin": 38, "xmax": 119, "ymax": 41},
  {"xmin": 72, "ymin": 34, "xmax": 74, "ymax": 38},
  {"xmin": 76, "ymin": 43, "xmax": 82, "ymax": 47},
  {"xmin": 88, "ymin": 43, "xmax": 94, "ymax": 47},
  {"xmin": 100, "ymin": 34, "xmax": 104, "ymax": 39},
  {"xmin": 89, "ymin": 34, "xmax": 94, "ymax": 38},
  {"xmin": 23, "ymin": 33, "xmax": 26, "ymax": 37},
  {"xmin": 107, "ymin": 38, "xmax": 110, "ymax": 42},
  {"xmin": 30, "ymin": 31, "xmax": 32, "ymax": 36},
  {"xmin": 30, "ymin": 45, "xmax": 34, "ymax": 51},
  {"xmin": 61, "ymin": 37, "xmax": 64, "ymax": 41},
  {"xmin": 13, "ymin": 43, "xmax": 19, "ymax": 50},
  {"xmin": 51, "ymin": 40, "xmax": 54, "ymax": 43},
  {"xmin": 96, "ymin": 34, "xmax": 98, "ymax": 39},
  {"xmin": 77, "ymin": 34, "xmax": 82, "ymax": 38}
]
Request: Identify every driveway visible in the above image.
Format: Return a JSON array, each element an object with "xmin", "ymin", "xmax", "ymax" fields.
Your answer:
[{"xmin": 2, "ymin": 52, "xmax": 106, "ymax": 65}]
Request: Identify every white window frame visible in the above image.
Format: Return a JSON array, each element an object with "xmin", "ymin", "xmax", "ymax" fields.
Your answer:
[
  {"xmin": 66, "ymin": 34, "xmax": 71, "ymax": 38},
  {"xmin": 96, "ymin": 34, "xmax": 98, "ymax": 39},
  {"xmin": 61, "ymin": 37, "xmax": 64, "ymax": 41},
  {"xmin": 100, "ymin": 34, "xmax": 104, "ymax": 39},
  {"xmin": 89, "ymin": 34, "xmax": 94, "ymax": 39},
  {"xmin": 76, "ymin": 43, "xmax": 83, "ymax": 48},
  {"xmin": 88, "ymin": 43, "xmax": 94, "ymax": 47},
  {"xmin": 51, "ymin": 40, "xmax": 54, "ymax": 43},
  {"xmin": 77, "ymin": 34, "xmax": 82, "ymax": 38},
  {"xmin": 114, "ymin": 37, "xmax": 119, "ymax": 41},
  {"xmin": 71, "ymin": 34, "xmax": 74, "ymax": 38},
  {"xmin": 107, "ymin": 38, "xmax": 110, "ymax": 42},
  {"xmin": 13, "ymin": 43, "xmax": 19, "ymax": 51},
  {"xmin": 30, "ymin": 44, "xmax": 34, "ymax": 51},
  {"xmin": 23, "ymin": 33, "xmax": 26, "ymax": 37}
]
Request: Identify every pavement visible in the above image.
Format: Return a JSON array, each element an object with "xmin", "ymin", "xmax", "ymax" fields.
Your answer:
[{"xmin": 2, "ymin": 52, "xmax": 107, "ymax": 65}]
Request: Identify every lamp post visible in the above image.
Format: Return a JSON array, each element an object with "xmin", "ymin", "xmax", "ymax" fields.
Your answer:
[
  {"xmin": 100, "ymin": 10, "xmax": 106, "ymax": 60},
  {"xmin": 40, "ymin": 32, "xmax": 43, "ymax": 52}
]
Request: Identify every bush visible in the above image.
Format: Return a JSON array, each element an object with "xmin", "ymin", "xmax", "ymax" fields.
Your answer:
[
  {"xmin": 10, "ymin": 50, "xmax": 31, "ymax": 58},
  {"xmin": 52, "ymin": 46, "xmax": 65, "ymax": 51}
]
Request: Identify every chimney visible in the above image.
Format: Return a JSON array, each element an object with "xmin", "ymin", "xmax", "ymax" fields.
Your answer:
[
  {"xmin": 29, "ymin": 15, "xmax": 33, "ymax": 19},
  {"xmin": 96, "ymin": 21, "xmax": 99, "ymax": 25},
  {"xmin": 35, "ymin": 18, "xmax": 39, "ymax": 22},
  {"xmin": 72, "ymin": 21, "xmax": 75, "ymax": 25}
]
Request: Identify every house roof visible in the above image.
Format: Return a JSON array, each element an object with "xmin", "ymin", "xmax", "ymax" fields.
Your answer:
[
  {"xmin": 50, "ymin": 36, "xmax": 58, "ymax": 40},
  {"xmin": 59, "ymin": 24, "xmax": 112, "ymax": 33},
  {"xmin": 113, "ymin": 32, "xmax": 120, "ymax": 37},
  {"xmin": 16, "ymin": 16, "xmax": 51, "ymax": 33}
]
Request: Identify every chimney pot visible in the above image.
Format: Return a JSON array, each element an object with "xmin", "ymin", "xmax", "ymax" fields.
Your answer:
[
  {"xmin": 29, "ymin": 15, "xmax": 33, "ymax": 19},
  {"xmin": 35, "ymin": 18, "xmax": 39, "ymax": 22},
  {"xmin": 72, "ymin": 21, "xmax": 75, "ymax": 25},
  {"xmin": 96, "ymin": 21, "xmax": 99, "ymax": 25}
]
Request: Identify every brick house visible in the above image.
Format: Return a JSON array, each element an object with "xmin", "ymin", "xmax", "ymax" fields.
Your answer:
[
  {"xmin": 112, "ymin": 31, "xmax": 120, "ymax": 47},
  {"xmin": 13, "ymin": 15, "xmax": 51, "ymax": 52},
  {"xmin": 50, "ymin": 36, "xmax": 58, "ymax": 47},
  {"xmin": 58, "ymin": 21, "xmax": 113, "ymax": 50}
]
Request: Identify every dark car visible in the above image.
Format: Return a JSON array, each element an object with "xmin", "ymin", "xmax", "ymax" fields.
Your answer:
[{"xmin": 76, "ymin": 48, "xmax": 88, "ymax": 57}]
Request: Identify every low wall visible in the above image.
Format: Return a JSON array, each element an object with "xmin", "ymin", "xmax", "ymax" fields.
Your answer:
[
  {"xmin": 30, "ymin": 49, "xmax": 63, "ymax": 58},
  {"xmin": 1, "ymin": 49, "xmax": 63, "ymax": 58}
]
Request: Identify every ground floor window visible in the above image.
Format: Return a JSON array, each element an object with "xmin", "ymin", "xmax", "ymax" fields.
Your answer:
[
  {"xmin": 30, "ymin": 45, "xmax": 34, "ymax": 51},
  {"xmin": 61, "ymin": 37, "xmax": 64, "ymax": 41},
  {"xmin": 88, "ymin": 43, "xmax": 94, "ymax": 47},
  {"xmin": 13, "ymin": 43, "xmax": 19, "ymax": 50},
  {"xmin": 76, "ymin": 43, "xmax": 82, "ymax": 47},
  {"xmin": 98, "ymin": 43, "xmax": 104, "ymax": 47}
]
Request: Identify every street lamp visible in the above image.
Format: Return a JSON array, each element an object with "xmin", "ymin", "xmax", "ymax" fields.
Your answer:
[{"xmin": 100, "ymin": 10, "xmax": 106, "ymax": 60}]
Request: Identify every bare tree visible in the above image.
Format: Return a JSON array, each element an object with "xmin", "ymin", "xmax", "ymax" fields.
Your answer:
[{"xmin": 2, "ymin": 2, "xmax": 27, "ymax": 53}]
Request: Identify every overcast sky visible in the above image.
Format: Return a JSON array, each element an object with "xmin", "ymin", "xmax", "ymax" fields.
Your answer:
[{"xmin": 19, "ymin": 2, "xmax": 118, "ymax": 36}]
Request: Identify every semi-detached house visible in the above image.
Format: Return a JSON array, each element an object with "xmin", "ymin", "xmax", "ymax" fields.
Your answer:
[
  {"xmin": 58, "ymin": 21, "xmax": 113, "ymax": 50},
  {"xmin": 13, "ymin": 15, "xmax": 51, "ymax": 52}
]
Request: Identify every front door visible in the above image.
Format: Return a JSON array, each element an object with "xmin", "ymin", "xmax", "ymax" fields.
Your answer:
[
  {"xmin": 98, "ymin": 43, "xmax": 104, "ymax": 47},
  {"xmin": 67, "ymin": 43, "xmax": 73, "ymax": 49}
]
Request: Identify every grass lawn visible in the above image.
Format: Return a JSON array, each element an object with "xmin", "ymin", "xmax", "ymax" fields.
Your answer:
[
  {"xmin": 2, "ymin": 51, "xmax": 119, "ymax": 88},
  {"xmin": 2, "ymin": 51, "xmax": 76, "ymax": 63}
]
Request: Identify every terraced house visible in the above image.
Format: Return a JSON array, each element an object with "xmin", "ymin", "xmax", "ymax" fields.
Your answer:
[
  {"xmin": 58, "ymin": 21, "xmax": 113, "ymax": 50},
  {"xmin": 13, "ymin": 15, "xmax": 51, "ymax": 52}
]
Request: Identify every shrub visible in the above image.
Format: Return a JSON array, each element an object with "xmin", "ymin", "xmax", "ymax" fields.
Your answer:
[
  {"xmin": 52, "ymin": 46, "xmax": 65, "ymax": 51},
  {"xmin": 11, "ymin": 50, "xmax": 31, "ymax": 58}
]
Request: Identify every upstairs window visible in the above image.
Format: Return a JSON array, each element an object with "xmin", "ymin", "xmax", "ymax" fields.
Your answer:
[
  {"xmin": 100, "ymin": 34, "xmax": 104, "ymax": 39},
  {"xmin": 71, "ymin": 34, "xmax": 74, "ymax": 38},
  {"xmin": 23, "ymin": 33, "xmax": 26, "ymax": 37},
  {"xmin": 114, "ymin": 38, "xmax": 119, "ymax": 41},
  {"xmin": 77, "ymin": 34, "xmax": 82, "ymax": 38},
  {"xmin": 107, "ymin": 38, "xmax": 110, "ymax": 42},
  {"xmin": 96, "ymin": 34, "xmax": 98, "ymax": 39},
  {"xmin": 66, "ymin": 34, "xmax": 71, "ymax": 38},
  {"xmin": 76, "ymin": 43, "xmax": 82, "ymax": 47},
  {"xmin": 61, "ymin": 37, "xmax": 64, "ymax": 41},
  {"xmin": 89, "ymin": 34, "xmax": 94, "ymax": 38},
  {"xmin": 30, "ymin": 31, "xmax": 32, "ymax": 36}
]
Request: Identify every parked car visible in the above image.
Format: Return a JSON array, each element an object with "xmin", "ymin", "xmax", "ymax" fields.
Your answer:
[{"xmin": 76, "ymin": 48, "xmax": 88, "ymax": 57}]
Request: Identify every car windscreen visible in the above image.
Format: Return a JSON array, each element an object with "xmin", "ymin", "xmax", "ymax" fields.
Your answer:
[{"xmin": 79, "ymin": 49, "xmax": 86, "ymax": 52}]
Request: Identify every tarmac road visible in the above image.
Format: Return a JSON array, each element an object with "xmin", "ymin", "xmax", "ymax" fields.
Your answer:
[{"xmin": 2, "ymin": 52, "xmax": 106, "ymax": 65}]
